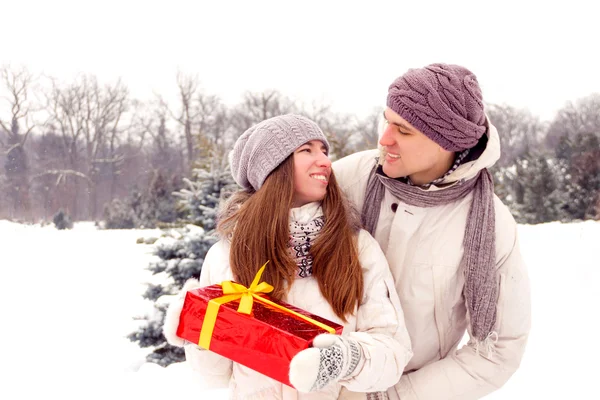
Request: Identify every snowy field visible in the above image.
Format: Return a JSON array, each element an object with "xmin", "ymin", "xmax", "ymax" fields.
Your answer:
[{"xmin": 0, "ymin": 219, "xmax": 598, "ymax": 399}]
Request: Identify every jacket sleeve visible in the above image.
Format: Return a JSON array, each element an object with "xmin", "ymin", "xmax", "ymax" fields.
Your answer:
[
  {"xmin": 392, "ymin": 216, "xmax": 531, "ymax": 400},
  {"xmin": 340, "ymin": 230, "xmax": 413, "ymax": 392},
  {"xmin": 183, "ymin": 241, "xmax": 233, "ymax": 389},
  {"xmin": 332, "ymin": 149, "xmax": 377, "ymax": 208}
]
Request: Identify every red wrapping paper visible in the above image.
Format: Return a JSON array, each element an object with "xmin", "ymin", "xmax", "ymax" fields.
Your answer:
[{"xmin": 176, "ymin": 284, "xmax": 344, "ymax": 387}]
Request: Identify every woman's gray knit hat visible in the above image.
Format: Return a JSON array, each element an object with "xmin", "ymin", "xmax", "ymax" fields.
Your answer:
[{"xmin": 229, "ymin": 114, "xmax": 330, "ymax": 191}]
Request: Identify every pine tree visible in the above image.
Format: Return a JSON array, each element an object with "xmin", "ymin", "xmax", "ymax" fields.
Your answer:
[
  {"xmin": 102, "ymin": 198, "xmax": 136, "ymax": 229},
  {"xmin": 175, "ymin": 159, "xmax": 237, "ymax": 229},
  {"xmin": 521, "ymin": 154, "xmax": 559, "ymax": 223},
  {"xmin": 494, "ymin": 155, "xmax": 528, "ymax": 223},
  {"xmin": 570, "ymin": 133, "xmax": 600, "ymax": 219},
  {"xmin": 130, "ymin": 170, "xmax": 181, "ymax": 228},
  {"xmin": 53, "ymin": 209, "xmax": 73, "ymax": 230},
  {"xmin": 101, "ymin": 171, "xmax": 183, "ymax": 229},
  {"xmin": 554, "ymin": 132, "xmax": 600, "ymax": 221},
  {"xmin": 128, "ymin": 157, "xmax": 237, "ymax": 366},
  {"xmin": 546, "ymin": 94, "xmax": 600, "ymax": 221},
  {"xmin": 553, "ymin": 135, "xmax": 576, "ymax": 221}
]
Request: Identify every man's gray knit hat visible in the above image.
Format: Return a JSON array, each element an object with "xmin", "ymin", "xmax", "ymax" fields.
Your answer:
[
  {"xmin": 387, "ymin": 63, "xmax": 487, "ymax": 152},
  {"xmin": 229, "ymin": 114, "xmax": 330, "ymax": 191}
]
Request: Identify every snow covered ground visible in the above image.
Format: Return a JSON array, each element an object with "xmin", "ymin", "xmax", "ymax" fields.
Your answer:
[{"xmin": 0, "ymin": 219, "xmax": 598, "ymax": 399}]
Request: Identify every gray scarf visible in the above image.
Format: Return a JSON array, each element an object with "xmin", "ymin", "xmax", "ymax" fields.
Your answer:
[{"xmin": 362, "ymin": 163, "xmax": 497, "ymax": 343}]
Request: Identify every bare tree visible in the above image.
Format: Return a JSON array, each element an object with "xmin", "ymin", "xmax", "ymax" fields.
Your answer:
[
  {"xmin": 137, "ymin": 99, "xmax": 186, "ymax": 180},
  {"xmin": 300, "ymin": 101, "xmax": 349, "ymax": 160},
  {"xmin": 159, "ymin": 72, "xmax": 232, "ymax": 172},
  {"xmin": 28, "ymin": 128, "xmax": 67, "ymax": 220},
  {"xmin": 197, "ymin": 93, "xmax": 223, "ymax": 143},
  {"xmin": 302, "ymin": 103, "xmax": 382, "ymax": 160},
  {"xmin": 231, "ymin": 90, "xmax": 296, "ymax": 134},
  {"xmin": 546, "ymin": 94, "xmax": 600, "ymax": 148},
  {"xmin": 355, "ymin": 107, "xmax": 383, "ymax": 150},
  {"xmin": 140, "ymin": 101, "xmax": 171, "ymax": 168},
  {"xmin": 0, "ymin": 65, "xmax": 37, "ymax": 220},
  {"xmin": 300, "ymin": 100, "xmax": 335, "ymax": 128},
  {"xmin": 194, "ymin": 92, "xmax": 234, "ymax": 168},
  {"xmin": 165, "ymin": 71, "xmax": 201, "ymax": 170},
  {"xmin": 485, "ymin": 104, "xmax": 545, "ymax": 167},
  {"xmin": 44, "ymin": 75, "xmax": 129, "ymax": 219}
]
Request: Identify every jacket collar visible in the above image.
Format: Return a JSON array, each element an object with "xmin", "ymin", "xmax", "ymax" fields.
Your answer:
[
  {"xmin": 441, "ymin": 115, "xmax": 500, "ymax": 184},
  {"xmin": 289, "ymin": 202, "xmax": 323, "ymax": 224}
]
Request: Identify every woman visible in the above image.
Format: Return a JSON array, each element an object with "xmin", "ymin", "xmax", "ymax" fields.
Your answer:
[{"xmin": 163, "ymin": 114, "xmax": 412, "ymax": 399}]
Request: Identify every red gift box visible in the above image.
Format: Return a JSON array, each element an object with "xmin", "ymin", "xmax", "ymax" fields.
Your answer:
[{"xmin": 175, "ymin": 263, "xmax": 344, "ymax": 387}]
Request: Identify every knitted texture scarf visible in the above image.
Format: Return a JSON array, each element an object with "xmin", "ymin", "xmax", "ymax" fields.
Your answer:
[
  {"xmin": 362, "ymin": 163, "xmax": 497, "ymax": 343},
  {"xmin": 288, "ymin": 211, "xmax": 325, "ymax": 278}
]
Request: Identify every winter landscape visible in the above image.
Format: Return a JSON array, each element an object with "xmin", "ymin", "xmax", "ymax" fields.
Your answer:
[
  {"xmin": 1, "ymin": 219, "xmax": 598, "ymax": 399},
  {"xmin": 2, "ymin": 1, "xmax": 600, "ymax": 399}
]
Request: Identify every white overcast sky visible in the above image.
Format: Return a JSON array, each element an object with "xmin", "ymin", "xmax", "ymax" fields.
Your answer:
[{"xmin": 1, "ymin": 0, "xmax": 598, "ymax": 120}]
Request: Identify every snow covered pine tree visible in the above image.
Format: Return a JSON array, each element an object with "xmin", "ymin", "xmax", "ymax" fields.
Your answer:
[{"xmin": 128, "ymin": 160, "xmax": 236, "ymax": 366}]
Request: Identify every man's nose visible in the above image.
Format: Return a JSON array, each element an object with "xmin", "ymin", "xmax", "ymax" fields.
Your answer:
[{"xmin": 379, "ymin": 125, "xmax": 395, "ymax": 146}]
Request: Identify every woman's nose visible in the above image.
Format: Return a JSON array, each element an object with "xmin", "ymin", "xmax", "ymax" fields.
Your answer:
[{"xmin": 317, "ymin": 152, "xmax": 332, "ymax": 167}]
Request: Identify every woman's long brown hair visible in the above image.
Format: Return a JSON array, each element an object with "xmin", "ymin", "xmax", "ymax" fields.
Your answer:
[{"xmin": 217, "ymin": 155, "xmax": 363, "ymax": 321}]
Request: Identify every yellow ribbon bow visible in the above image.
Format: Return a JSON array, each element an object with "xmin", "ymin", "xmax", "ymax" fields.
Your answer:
[{"xmin": 221, "ymin": 261, "xmax": 274, "ymax": 314}]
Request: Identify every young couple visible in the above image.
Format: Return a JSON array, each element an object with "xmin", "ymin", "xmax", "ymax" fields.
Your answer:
[{"xmin": 164, "ymin": 63, "xmax": 531, "ymax": 400}]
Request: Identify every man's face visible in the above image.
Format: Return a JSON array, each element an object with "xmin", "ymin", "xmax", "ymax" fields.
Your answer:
[{"xmin": 379, "ymin": 108, "xmax": 454, "ymax": 184}]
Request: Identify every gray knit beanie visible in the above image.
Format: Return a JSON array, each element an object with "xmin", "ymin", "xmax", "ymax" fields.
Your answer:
[
  {"xmin": 387, "ymin": 63, "xmax": 487, "ymax": 152},
  {"xmin": 229, "ymin": 114, "xmax": 330, "ymax": 191}
]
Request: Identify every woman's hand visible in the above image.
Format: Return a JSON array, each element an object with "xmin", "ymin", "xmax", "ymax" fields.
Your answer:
[{"xmin": 289, "ymin": 334, "xmax": 363, "ymax": 392}]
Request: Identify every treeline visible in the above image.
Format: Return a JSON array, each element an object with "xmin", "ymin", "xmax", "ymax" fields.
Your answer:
[
  {"xmin": 0, "ymin": 66, "xmax": 378, "ymax": 224},
  {"xmin": 0, "ymin": 65, "xmax": 598, "ymax": 225}
]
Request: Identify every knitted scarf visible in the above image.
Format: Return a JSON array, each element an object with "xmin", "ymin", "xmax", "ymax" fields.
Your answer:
[
  {"xmin": 288, "ymin": 213, "xmax": 325, "ymax": 278},
  {"xmin": 362, "ymin": 163, "xmax": 497, "ymax": 344}
]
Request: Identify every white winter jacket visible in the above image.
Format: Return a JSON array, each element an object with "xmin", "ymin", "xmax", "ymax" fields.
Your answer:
[
  {"xmin": 174, "ymin": 202, "xmax": 413, "ymax": 400},
  {"xmin": 332, "ymin": 121, "xmax": 531, "ymax": 400}
]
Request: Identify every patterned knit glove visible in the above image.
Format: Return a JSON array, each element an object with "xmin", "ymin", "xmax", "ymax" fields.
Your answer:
[{"xmin": 289, "ymin": 334, "xmax": 363, "ymax": 393}]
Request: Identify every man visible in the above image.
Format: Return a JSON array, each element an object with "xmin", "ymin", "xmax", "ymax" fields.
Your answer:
[{"xmin": 333, "ymin": 63, "xmax": 531, "ymax": 399}]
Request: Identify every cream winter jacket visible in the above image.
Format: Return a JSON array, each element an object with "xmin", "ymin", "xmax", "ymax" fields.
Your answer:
[
  {"xmin": 164, "ymin": 202, "xmax": 413, "ymax": 400},
  {"xmin": 332, "ymin": 120, "xmax": 531, "ymax": 400}
]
